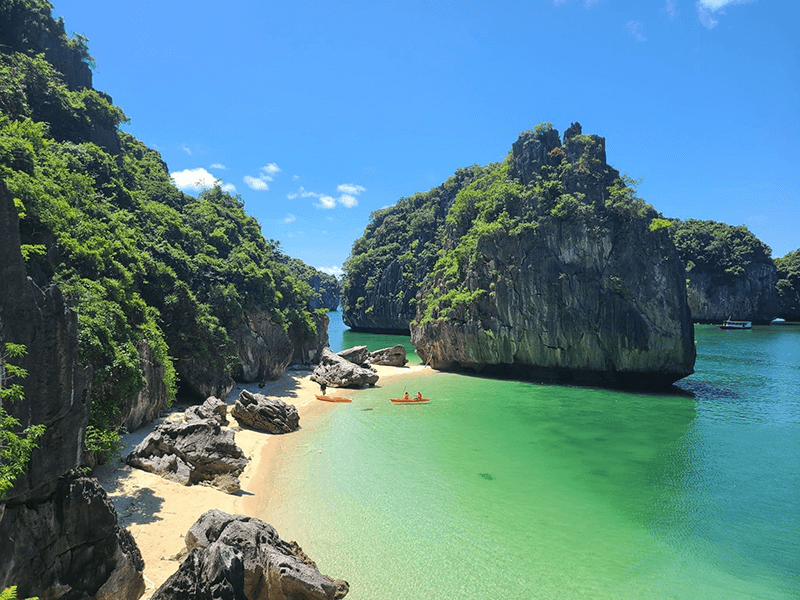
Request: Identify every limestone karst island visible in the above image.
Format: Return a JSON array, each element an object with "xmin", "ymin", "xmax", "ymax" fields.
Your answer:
[{"xmin": 1, "ymin": 2, "xmax": 799, "ymax": 600}]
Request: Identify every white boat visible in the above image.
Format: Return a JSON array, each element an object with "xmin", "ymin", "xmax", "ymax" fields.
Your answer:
[{"xmin": 716, "ymin": 319, "xmax": 752, "ymax": 330}]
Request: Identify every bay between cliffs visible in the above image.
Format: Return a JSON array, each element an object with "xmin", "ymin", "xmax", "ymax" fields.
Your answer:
[
  {"xmin": 97, "ymin": 313, "xmax": 799, "ymax": 599},
  {"xmin": 247, "ymin": 313, "xmax": 799, "ymax": 600}
]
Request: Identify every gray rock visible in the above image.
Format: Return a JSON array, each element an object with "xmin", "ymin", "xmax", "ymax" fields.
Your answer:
[
  {"xmin": 232, "ymin": 389, "xmax": 300, "ymax": 434},
  {"xmin": 337, "ymin": 345, "xmax": 370, "ymax": 366},
  {"xmin": 685, "ymin": 262, "xmax": 778, "ymax": 324},
  {"xmin": 117, "ymin": 339, "xmax": 171, "ymax": 433},
  {"xmin": 152, "ymin": 510, "xmax": 348, "ymax": 600},
  {"xmin": 185, "ymin": 396, "xmax": 229, "ymax": 425},
  {"xmin": 126, "ymin": 420, "xmax": 247, "ymax": 492},
  {"xmin": 311, "ymin": 348, "xmax": 379, "ymax": 388},
  {"xmin": 369, "ymin": 344, "xmax": 408, "ymax": 367},
  {"xmin": 0, "ymin": 477, "xmax": 145, "ymax": 600}
]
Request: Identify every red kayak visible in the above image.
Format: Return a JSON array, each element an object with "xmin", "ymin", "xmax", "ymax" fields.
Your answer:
[
  {"xmin": 316, "ymin": 394, "xmax": 352, "ymax": 403},
  {"xmin": 390, "ymin": 396, "xmax": 429, "ymax": 403}
]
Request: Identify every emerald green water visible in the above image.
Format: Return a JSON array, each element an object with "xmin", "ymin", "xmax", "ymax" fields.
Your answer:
[{"xmin": 268, "ymin": 316, "xmax": 799, "ymax": 599}]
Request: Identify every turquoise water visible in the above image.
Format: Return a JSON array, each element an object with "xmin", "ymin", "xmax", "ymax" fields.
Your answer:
[{"xmin": 269, "ymin": 317, "xmax": 799, "ymax": 599}]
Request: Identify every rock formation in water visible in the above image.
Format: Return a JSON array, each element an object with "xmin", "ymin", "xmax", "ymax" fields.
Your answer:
[
  {"xmin": 405, "ymin": 123, "xmax": 695, "ymax": 387},
  {"xmin": 670, "ymin": 219, "xmax": 778, "ymax": 323},
  {"xmin": 0, "ymin": 181, "xmax": 144, "ymax": 598},
  {"xmin": 151, "ymin": 510, "xmax": 349, "ymax": 599}
]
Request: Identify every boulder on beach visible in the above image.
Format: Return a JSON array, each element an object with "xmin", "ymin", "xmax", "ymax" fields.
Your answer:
[
  {"xmin": 151, "ymin": 509, "xmax": 349, "ymax": 600},
  {"xmin": 337, "ymin": 345, "xmax": 371, "ymax": 366},
  {"xmin": 311, "ymin": 348, "xmax": 380, "ymax": 388},
  {"xmin": 126, "ymin": 420, "xmax": 248, "ymax": 493},
  {"xmin": 232, "ymin": 389, "xmax": 300, "ymax": 434},
  {"xmin": 184, "ymin": 395, "xmax": 229, "ymax": 425},
  {"xmin": 369, "ymin": 344, "xmax": 408, "ymax": 367}
]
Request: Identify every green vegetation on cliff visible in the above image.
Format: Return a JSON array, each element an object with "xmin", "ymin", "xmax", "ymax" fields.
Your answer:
[
  {"xmin": 775, "ymin": 249, "xmax": 800, "ymax": 320},
  {"xmin": 669, "ymin": 219, "xmax": 773, "ymax": 281},
  {"xmin": 1, "ymin": 343, "xmax": 45, "ymax": 499},
  {"xmin": 0, "ymin": 1, "xmax": 321, "ymax": 452},
  {"xmin": 342, "ymin": 165, "xmax": 487, "ymax": 327}
]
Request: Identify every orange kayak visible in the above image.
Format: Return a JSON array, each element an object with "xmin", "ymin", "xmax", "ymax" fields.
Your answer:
[
  {"xmin": 391, "ymin": 397, "xmax": 429, "ymax": 403},
  {"xmin": 316, "ymin": 394, "xmax": 352, "ymax": 403}
]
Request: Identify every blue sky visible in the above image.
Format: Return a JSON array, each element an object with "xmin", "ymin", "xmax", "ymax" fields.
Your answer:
[{"xmin": 50, "ymin": 0, "xmax": 797, "ymax": 273}]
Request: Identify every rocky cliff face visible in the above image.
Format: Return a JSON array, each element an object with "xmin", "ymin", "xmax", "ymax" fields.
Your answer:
[
  {"xmin": 685, "ymin": 262, "xmax": 778, "ymax": 324},
  {"xmin": 410, "ymin": 124, "xmax": 696, "ymax": 387},
  {"xmin": 308, "ymin": 274, "xmax": 341, "ymax": 311},
  {"xmin": 1, "ymin": 180, "xmax": 144, "ymax": 597}
]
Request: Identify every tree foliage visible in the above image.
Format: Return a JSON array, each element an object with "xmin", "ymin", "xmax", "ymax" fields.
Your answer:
[
  {"xmin": 775, "ymin": 248, "xmax": 800, "ymax": 320},
  {"xmin": 669, "ymin": 219, "xmax": 773, "ymax": 281},
  {"xmin": 1, "ymin": 344, "xmax": 45, "ymax": 499}
]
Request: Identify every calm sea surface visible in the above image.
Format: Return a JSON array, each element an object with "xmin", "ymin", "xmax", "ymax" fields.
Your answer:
[{"xmin": 267, "ymin": 313, "xmax": 799, "ymax": 599}]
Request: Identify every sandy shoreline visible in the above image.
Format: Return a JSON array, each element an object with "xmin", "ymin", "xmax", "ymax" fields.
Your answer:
[{"xmin": 94, "ymin": 362, "xmax": 434, "ymax": 597}]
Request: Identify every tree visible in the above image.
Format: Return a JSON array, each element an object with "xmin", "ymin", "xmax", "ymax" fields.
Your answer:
[{"xmin": 0, "ymin": 343, "xmax": 45, "ymax": 499}]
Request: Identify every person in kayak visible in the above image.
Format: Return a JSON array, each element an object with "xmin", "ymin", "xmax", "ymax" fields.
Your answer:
[
  {"xmin": 416, "ymin": 392, "xmax": 423, "ymax": 401},
  {"xmin": 403, "ymin": 391, "xmax": 410, "ymax": 401}
]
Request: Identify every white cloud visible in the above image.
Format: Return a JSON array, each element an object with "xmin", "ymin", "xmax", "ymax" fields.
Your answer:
[
  {"xmin": 339, "ymin": 194, "xmax": 358, "ymax": 208},
  {"xmin": 181, "ymin": 144, "xmax": 193, "ymax": 156},
  {"xmin": 293, "ymin": 175, "xmax": 300, "ymax": 180},
  {"xmin": 290, "ymin": 183, "xmax": 364, "ymax": 209},
  {"xmin": 220, "ymin": 182, "xmax": 237, "ymax": 193},
  {"xmin": 698, "ymin": 0, "xmax": 749, "ymax": 8},
  {"xmin": 283, "ymin": 213, "xmax": 296, "ymax": 223},
  {"xmin": 317, "ymin": 265, "xmax": 344, "ymax": 277},
  {"xmin": 315, "ymin": 195, "xmax": 337, "ymax": 209},
  {"xmin": 696, "ymin": 0, "xmax": 753, "ymax": 29},
  {"xmin": 170, "ymin": 167, "xmax": 216, "ymax": 191},
  {"xmin": 287, "ymin": 186, "xmax": 322, "ymax": 200},
  {"xmin": 210, "ymin": 163, "xmax": 227, "ymax": 170},
  {"xmin": 244, "ymin": 175, "xmax": 270, "ymax": 191},
  {"xmin": 665, "ymin": 0, "xmax": 677, "ymax": 19},
  {"xmin": 626, "ymin": 20, "xmax": 647, "ymax": 42},
  {"xmin": 337, "ymin": 183, "xmax": 366, "ymax": 195},
  {"xmin": 261, "ymin": 163, "xmax": 281, "ymax": 176}
]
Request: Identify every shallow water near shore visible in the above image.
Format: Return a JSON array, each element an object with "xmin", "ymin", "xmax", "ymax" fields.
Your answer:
[{"xmin": 267, "ymin": 317, "xmax": 799, "ymax": 599}]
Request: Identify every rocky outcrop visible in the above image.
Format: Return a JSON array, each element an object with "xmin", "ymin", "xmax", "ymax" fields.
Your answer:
[
  {"xmin": 185, "ymin": 396, "xmax": 229, "ymax": 425},
  {"xmin": 177, "ymin": 356, "xmax": 236, "ymax": 404},
  {"xmin": 369, "ymin": 344, "xmax": 408, "ymax": 367},
  {"xmin": 410, "ymin": 124, "xmax": 696, "ymax": 388},
  {"xmin": 151, "ymin": 510, "xmax": 348, "ymax": 600},
  {"xmin": 685, "ymin": 262, "xmax": 778, "ymax": 324},
  {"xmin": 179, "ymin": 308, "xmax": 329, "ymax": 402},
  {"xmin": 292, "ymin": 311, "xmax": 331, "ymax": 365},
  {"xmin": 230, "ymin": 307, "xmax": 295, "ymax": 383},
  {"xmin": 126, "ymin": 420, "xmax": 248, "ymax": 493},
  {"xmin": 0, "ymin": 477, "xmax": 145, "ymax": 600},
  {"xmin": 232, "ymin": 389, "xmax": 300, "ymax": 434},
  {"xmin": 311, "ymin": 348, "xmax": 380, "ymax": 388}
]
